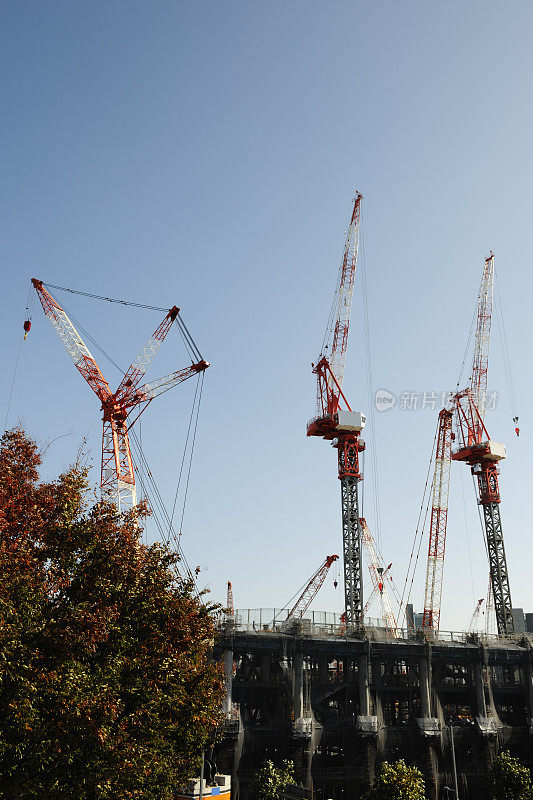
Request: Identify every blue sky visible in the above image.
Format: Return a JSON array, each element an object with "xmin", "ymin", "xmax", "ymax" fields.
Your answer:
[{"xmin": 2, "ymin": 1, "xmax": 533, "ymax": 630}]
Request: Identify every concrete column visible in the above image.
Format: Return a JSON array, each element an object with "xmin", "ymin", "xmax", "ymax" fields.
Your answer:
[
  {"xmin": 358, "ymin": 653, "xmax": 370, "ymax": 716},
  {"xmin": 260, "ymin": 653, "xmax": 270, "ymax": 682},
  {"xmin": 526, "ymin": 657, "xmax": 533, "ymax": 721},
  {"xmin": 318, "ymin": 654, "xmax": 329, "ymax": 684},
  {"xmin": 419, "ymin": 656, "xmax": 431, "ymax": 718},
  {"xmin": 294, "ymin": 652, "xmax": 304, "ymax": 719},
  {"xmin": 474, "ymin": 660, "xmax": 487, "ymax": 717},
  {"xmin": 223, "ymin": 649, "xmax": 233, "ymax": 715}
]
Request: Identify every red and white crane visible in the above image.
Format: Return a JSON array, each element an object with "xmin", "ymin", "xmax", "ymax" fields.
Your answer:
[
  {"xmin": 360, "ymin": 518, "xmax": 398, "ymax": 635},
  {"xmin": 422, "ymin": 407, "xmax": 454, "ymax": 634},
  {"xmin": 307, "ymin": 193, "xmax": 367, "ymax": 629},
  {"xmin": 467, "ymin": 598, "xmax": 485, "ymax": 634},
  {"xmin": 31, "ymin": 279, "xmax": 209, "ymax": 511},
  {"xmin": 283, "ymin": 554, "xmax": 339, "ymax": 626},
  {"xmin": 452, "ymin": 253, "xmax": 514, "ymax": 635}
]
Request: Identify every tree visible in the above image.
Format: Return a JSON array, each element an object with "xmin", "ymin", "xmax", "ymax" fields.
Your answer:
[
  {"xmin": 368, "ymin": 759, "xmax": 425, "ymax": 800},
  {"xmin": 248, "ymin": 759, "xmax": 295, "ymax": 800},
  {"xmin": 0, "ymin": 428, "xmax": 224, "ymax": 800},
  {"xmin": 487, "ymin": 751, "xmax": 533, "ymax": 800}
]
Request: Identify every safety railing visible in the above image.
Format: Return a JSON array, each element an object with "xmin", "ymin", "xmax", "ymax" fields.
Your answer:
[{"xmin": 214, "ymin": 609, "xmax": 533, "ymax": 647}]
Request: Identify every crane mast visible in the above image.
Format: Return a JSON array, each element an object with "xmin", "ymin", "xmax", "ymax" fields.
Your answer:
[
  {"xmin": 307, "ymin": 193, "xmax": 367, "ymax": 631},
  {"xmin": 422, "ymin": 408, "xmax": 453, "ymax": 634},
  {"xmin": 32, "ymin": 279, "xmax": 209, "ymax": 511}
]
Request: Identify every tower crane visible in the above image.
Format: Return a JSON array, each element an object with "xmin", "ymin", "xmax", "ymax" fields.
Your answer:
[
  {"xmin": 451, "ymin": 254, "xmax": 514, "ymax": 635},
  {"xmin": 307, "ymin": 193, "xmax": 367, "ymax": 630},
  {"xmin": 360, "ymin": 518, "xmax": 398, "ymax": 635},
  {"xmin": 484, "ymin": 576, "xmax": 496, "ymax": 635},
  {"xmin": 422, "ymin": 407, "xmax": 454, "ymax": 634},
  {"xmin": 226, "ymin": 581, "xmax": 235, "ymax": 615},
  {"xmin": 467, "ymin": 598, "xmax": 484, "ymax": 634},
  {"xmin": 31, "ymin": 279, "xmax": 209, "ymax": 511},
  {"xmin": 281, "ymin": 554, "xmax": 339, "ymax": 627}
]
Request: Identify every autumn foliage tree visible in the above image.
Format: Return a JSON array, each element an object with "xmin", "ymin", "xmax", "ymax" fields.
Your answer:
[
  {"xmin": 487, "ymin": 751, "xmax": 533, "ymax": 800},
  {"xmin": 248, "ymin": 759, "xmax": 295, "ymax": 800},
  {"xmin": 0, "ymin": 428, "xmax": 224, "ymax": 800},
  {"xmin": 368, "ymin": 759, "xmax": 425, "ymax": 800}
]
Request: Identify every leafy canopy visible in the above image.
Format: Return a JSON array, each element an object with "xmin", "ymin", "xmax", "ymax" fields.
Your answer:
[
  {"xmin": 368, "ymin": 759, "xmax": 425, "ymax": 800},
  {"xmin": 487, "ymin": 751, "xmax": 533, "ymax": 800},
  {"xmin": 0, "ymin": 428, "xmax": 223, "ymax": 800},
  {"xmin": 248, "ymin": 759, "xmax": 295, "ymax": 800}
]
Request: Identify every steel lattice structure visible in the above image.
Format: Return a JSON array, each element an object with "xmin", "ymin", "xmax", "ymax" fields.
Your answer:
[
  {"xmin": 422, "ymin": 408, "xmax": 453, "ymax": 633},
  {"xmin": 470, "ymin": 253, "xmax": 494, "ymax": 424},
  {"xmin": 32, "ymin": 279, "xmax": 209, "ymax": 511}
]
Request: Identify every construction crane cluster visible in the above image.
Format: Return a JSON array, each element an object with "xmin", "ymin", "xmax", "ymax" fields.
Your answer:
[
  {"xmin": 421, "ymin": 253, "xmax": 516, "ymax": 636},
  {"xmin": 25, "ymin": 196, "xmax": 519, "ymax": 639},
  {"xmin": 305, "ymin": 198, "xmax": 517, "ymax": 638}
]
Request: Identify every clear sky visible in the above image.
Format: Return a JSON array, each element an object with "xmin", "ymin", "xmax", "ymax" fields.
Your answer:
[{"xmin": 3, "ymin": 1, "xmax": 533, "ymax": 631}]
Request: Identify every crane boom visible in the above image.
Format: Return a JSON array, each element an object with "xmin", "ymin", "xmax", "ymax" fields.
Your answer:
[
  {"xmin": 314, "ymin": 192, "xmax": 362, "ymax": 416},
  {"xmin": 285, "ymin": 555, "xmax": 339, "ymax": 622},
  {"xmin": 467, "ymin": 598, "xmax": 484, "ymax": 633},
  {"xmin": 31, "ymin": 279, "xmax": 112, "ymax": 403},
  {"xmin": 470, "ymin": 252, "xmax": 494, "ymax": 423},
  {"xmin": 328, "ymin": 193, "xmax": 362, "ymax": 398},
  {"xmin": 422, "ymin": 408, "xmax": 453, "ymax": 634},
  {"xmin": 115, "ymin": 306, "xmax": 180, "ymax": 403}
]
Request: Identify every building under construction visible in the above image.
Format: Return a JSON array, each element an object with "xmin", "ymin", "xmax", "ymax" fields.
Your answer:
[{"xmin": 213, "ymin": 615, "xmax": 533, "ymax": 799}]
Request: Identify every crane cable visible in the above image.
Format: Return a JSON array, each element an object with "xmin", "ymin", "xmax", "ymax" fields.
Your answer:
[
  {"xmin": 42, "ymin": 281, "xmax": 169, "ymax": 312},
  {"xmin": 4, "ymin": 286, "xmax": 36, "ymax": 431},
  {"xmin": 43, "ymin": 280, "xmax": 204, "ymax": 364},
  {"xmin": 360, "ymin": 216, "xmax": 382, "ymax": 549},
  {"xmin": 169, "ymin": 370, "xmax": 205, "ymax": 534},
  {"xmin": 456, "ymin": 285, "xmax": 478, "ymax": 391},
  {"xmin": 494, "ymin": 271, "xmax": 519, "ymax": 430},
  {"xmin": 398, "ymin": 422, "xmax": 438, "ymax": 625},
  {"xmin": 459, "ymin": 466, "xmax": 477, "ymax": 605}
]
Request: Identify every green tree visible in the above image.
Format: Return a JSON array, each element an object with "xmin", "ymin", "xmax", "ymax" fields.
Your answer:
[
  {"xmin": 368, "ymin": 759, "xmax": 425, "ymax": 800},
  {"xmin": 0, "ymin": 428, "xmax": 224, "ymax": 800},
  {"xmin": 248, "ymin": 759, "xmax": 295, "ymax": 800},
  {"xmin": 487, "ymin": 751, "xmax": 533, "ymax": 800}
]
